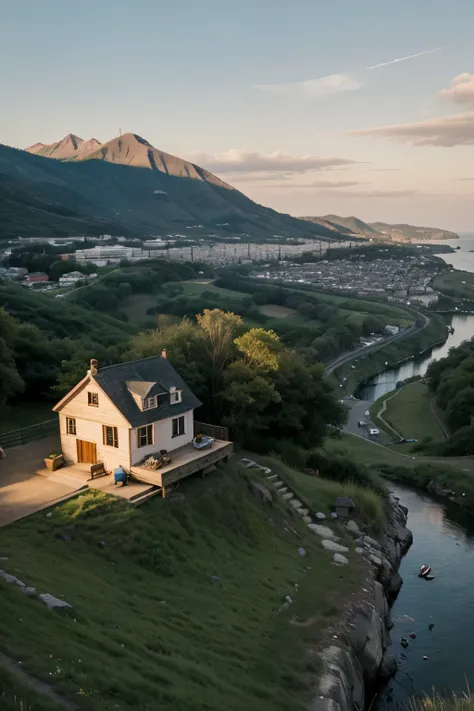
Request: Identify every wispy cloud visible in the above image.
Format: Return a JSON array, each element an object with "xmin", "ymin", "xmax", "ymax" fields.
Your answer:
[
  {"xmin": 193, "ymin": 149, "xmax": 357, "ymax": 173},
  {"xmin": 347, "ymin": 111, "xmax": 474, "ymax": 147},
  {"xmin": 254, "ymin": 74, "xmax": 361, "ymax": 98},
  {"xmin": 439, "ymin": 73, "xmax": 474, "ymax": 105},
  {"xmin": 266, "ymin": 180, "xmax": 363, "ymax": 189},
  {"xmin": 366, "ymin": 45, "xmax": 450, "ymax": 70}
]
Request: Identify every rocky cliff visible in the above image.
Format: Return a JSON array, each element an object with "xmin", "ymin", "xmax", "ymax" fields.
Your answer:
[{"xmin": 313, "ymin": 495, "xmax": 413, "ymax": 711}]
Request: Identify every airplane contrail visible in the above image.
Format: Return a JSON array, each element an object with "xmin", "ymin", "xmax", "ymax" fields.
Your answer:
[{"xmin": 366, "ymin": 45, "xmax": 451, "ymax": 70}]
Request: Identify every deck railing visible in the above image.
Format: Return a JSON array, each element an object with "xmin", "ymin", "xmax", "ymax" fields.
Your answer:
[
  {"xmin": 0, "ymin": 419, "xmax": 59, "ymax": 449},
  {"xmin": 194, "ymin": 420, "xmax": 230, "ymax": 442}
]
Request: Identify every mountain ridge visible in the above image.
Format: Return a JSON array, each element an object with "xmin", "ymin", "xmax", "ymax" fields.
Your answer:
[
  {"xmin": 0, "ymin": 134, "xmax": 342, "ymax": 240},
  {"xmin": 301, "ymin": 214, "xmax": 458, "ymax": 241}
]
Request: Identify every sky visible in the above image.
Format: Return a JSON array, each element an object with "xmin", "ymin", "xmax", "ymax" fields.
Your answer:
[{"xmin": 1, "ymin": 0, "xmax": 473, "ymax": 231}]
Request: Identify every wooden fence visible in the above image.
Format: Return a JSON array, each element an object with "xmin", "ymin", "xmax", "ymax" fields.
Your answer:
[
  {"xmin": 194, "ymin": 421, "xmax": 230, "ymax": 442},
  {"xmin": 0, "ymin": 419, "xmax": 59, "ymax": 449}
]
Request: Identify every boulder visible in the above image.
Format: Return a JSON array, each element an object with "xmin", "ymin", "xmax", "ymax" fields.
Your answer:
[
  {"xmin": 330, "ymin": 512, "xmax": 338, "ymax": 519},
  {"xmin": 21, "ymin": 586, "xmax": 37, "ymax": 597},
  {"xmin": 289, "ymin": 498, "xmax": 302, "ymax": 509},
  {"xmin": 321, "ymin": 540, "xmax": 349, "ymax": 553},
  {"xmin": 0, "ymin": 571, "xmax": 20, "ymax": 584},
  {"xmin": 308, "ymin": 524, "xmax": 339, "ymax": 540},
  {"xmin": 302, "ymin": 515, "xmax": 312, "ymax": 524},
  {"xmin": 333, "ymin": 553, "xmax": 349, "ymax": 565},
  {"xmin": 316, "ymin": 512, "xmax": 326, "ymax": 520},
  {"xmin": 38, "ymin": 593, "xmax": 72, "ymax": 611},
  {"xmin": 346, "ymin": 520, "xmax": 361, "ymax": 537},
  {"xmin": 355, "ymin": 547, "xmax": 364, "ymax": 554},
  {"xmin": 250, "ymin": 481, "xmax": 272, "ymax": 505},
  {"xmin": 369, "ymin": 554, "xmax": 383, "ymax": 567},
  {"xmin": 362, "ymin": 536, "xmax": 381, "ymax": 551}
]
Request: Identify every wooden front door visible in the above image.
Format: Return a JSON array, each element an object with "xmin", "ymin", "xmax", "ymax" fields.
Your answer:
[{"xmin": 77, "ymin": 440, "xmax": 97, "ymax": 464}]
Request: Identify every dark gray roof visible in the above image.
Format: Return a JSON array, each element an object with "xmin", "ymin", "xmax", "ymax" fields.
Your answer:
[
  {"xmin": 334, "ymin": 497, "xmax": 355, "ymax": 507},
  {"xmin": 94, "ymin": 356, "xmax": 202, "ymax": 428}
]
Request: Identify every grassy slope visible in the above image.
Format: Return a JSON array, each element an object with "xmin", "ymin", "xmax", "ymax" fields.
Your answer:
[
  {"xmin": 371, "ymin": 381, "xmax": 445, "ymax": 442},
  {"xmin": 0, "ymin": 666, "xmax": 63, "ymax": 711},
  {"xmin": 0, "ymin": 461, "xmax": 366, "ymax": 711}
]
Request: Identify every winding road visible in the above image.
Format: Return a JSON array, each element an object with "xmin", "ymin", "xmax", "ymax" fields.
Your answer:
[{"xmin": 325, "ymin": 307, "xmax": 430, "ymax": 376}]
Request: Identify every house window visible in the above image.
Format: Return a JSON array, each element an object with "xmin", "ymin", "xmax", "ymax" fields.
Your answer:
[
  {"xmin": 88, "ymin": 392, "xmax": 99, "ymax": 407},
  {"xmin": 172, "ymin": 415, "xmax": 185, "ymax": 438},
  {"xmin": 66, "ymin": 417, "xmax": 76, "ymax": 435},
  {"xmin": 142, "ymin": 395, "xmax": 157, "ymax": 410},
  {"xmin": 102, "ymin": 425, "xmax": 118, "ymax": 448},
  {"xmin": 137, "ymin": 424, "xmax": 153, "ymax": 448},
  {"xmin": 170, "ymin": 389, "xmax": 182, "ymax": 405}
]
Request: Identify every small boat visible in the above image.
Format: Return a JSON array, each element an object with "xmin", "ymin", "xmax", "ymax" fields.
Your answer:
[{"xmin": 419, "ymin": 565, "xmax": 432, "ymax": 578}]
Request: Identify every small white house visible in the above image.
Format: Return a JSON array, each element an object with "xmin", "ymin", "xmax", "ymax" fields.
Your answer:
[{"xmin": 53, "ymin": 353, "xmax": 202, "ymax": 472}]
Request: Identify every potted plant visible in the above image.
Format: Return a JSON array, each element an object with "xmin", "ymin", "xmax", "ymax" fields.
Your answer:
[
  {"xmin": 44, "ymin": 452, "xmax": 64, "ymax": 472},
  {"xmin": 194, "ymin": 433, "xmax": 203, "ymax": 444}
]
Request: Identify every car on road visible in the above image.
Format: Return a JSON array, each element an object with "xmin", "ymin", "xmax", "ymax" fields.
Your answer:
[
  {"xmin": 358, "ymin": 420, "xmax": 366, "ymax": 427},
  {"xmin": 368, "ymin": 428, "xmax": 380, "ymax": 436},
  {"xmin": 364, "ymin": 410, "xmax": 370, "ymax": 417}
]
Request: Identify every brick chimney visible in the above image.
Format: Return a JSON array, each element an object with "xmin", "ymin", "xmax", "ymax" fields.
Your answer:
[
  {"xmin": 90, "ymin": 358, "xmax": 99, "ymax": 375},
  {"xmin": 161, "ymin": 349, "xmax": 167, "ymax": 359}
]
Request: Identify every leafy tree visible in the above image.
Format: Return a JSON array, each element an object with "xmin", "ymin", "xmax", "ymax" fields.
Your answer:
[
  {"xmin": 0, "ymin": 309, "xmax": 24, "ymax": 405},
  {"xmin": 196, "ymin": 309, "xmax": 243, "ymax": 393},
  {"xmin": 234, "ymin": 328, "xmax": 280, "ymax": 371},
  {"xmin": 219, "ymin": 361, "xmax": 281, "ymax": 440}
]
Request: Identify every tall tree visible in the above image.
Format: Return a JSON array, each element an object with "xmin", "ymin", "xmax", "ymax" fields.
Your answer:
[{"xmin": 196, "ymin": 309, "xmax": 243, "ymax": 394}]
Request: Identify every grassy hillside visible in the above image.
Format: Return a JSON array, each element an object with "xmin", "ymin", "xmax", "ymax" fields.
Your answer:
[{"xmin": 0, "ymin": 460, "xmax": 368, "ymax": 711}]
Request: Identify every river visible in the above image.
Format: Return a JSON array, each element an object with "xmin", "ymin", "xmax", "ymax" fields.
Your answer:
[
  {"xmin": 379, "ymin": 482, "xmax": 474, "ymax": 708},
  {"xmin": 358, "ymin": 314, "xmax": 474, "ymax": 401}
]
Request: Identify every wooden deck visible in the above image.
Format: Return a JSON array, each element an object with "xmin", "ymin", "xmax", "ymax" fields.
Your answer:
[{"xmin": 131, "ymin": 440, "xmax": 233, "ymax": 493}]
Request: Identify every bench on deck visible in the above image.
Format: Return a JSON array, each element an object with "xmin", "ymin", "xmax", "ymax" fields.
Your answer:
[{"xmin": 89, "ymin": 463, "xmax": 111, "ymax": 480}]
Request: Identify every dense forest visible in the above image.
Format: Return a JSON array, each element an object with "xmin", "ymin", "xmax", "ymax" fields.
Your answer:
[{"xmin": 425, "ymin": 341, "xmax": 474, "ymax": 455}]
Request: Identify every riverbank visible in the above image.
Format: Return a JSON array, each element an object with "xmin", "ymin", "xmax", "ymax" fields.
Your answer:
[
  {"xmin": 334, "ymin": 313, "xmax": 449, "ymax": 397},
  {"xmin": 315, "ymin": 495, "xmax": 412, "ymax": 711}
]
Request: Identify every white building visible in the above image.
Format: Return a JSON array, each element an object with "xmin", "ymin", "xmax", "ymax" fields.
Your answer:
[
  {"xmin": 74, "ymin": 246, "xmax": 145, "ymax": 264},
  {"xmin": 58, "ymin": 270, "xmax": 86, "ymax": 287}
]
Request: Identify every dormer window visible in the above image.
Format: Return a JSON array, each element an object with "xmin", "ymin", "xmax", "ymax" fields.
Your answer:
[
  {"xmin": 143, "ymin": 395, "xmax": 158, "ymax": 410},
  {"xmin": 170, "ymin": 388, "xmax": 182, "ymax": 404}
]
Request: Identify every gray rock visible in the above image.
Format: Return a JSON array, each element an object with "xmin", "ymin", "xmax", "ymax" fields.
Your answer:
[
  {"xmin": 330, "ymin": 512, "xmax": 338, "ymax": 519},
  {"xmin": 333, "ymin": 553, "xmax": 349, "ymax": 565},
  {"xmin": 379, "ymin": 650, "xmax": 397, "ymax": 681},
  {"xmin": 322, "ymin": 540, "xmax": 349, "ymax": 553},
  {"xmin": 250, "ymin": 481, "xmax": 273, "ymax": 505},
  {"xmin": 318, "ymin": 645, "xmax": 364, "ymax": 711},
  {"xmin": 0, "ymin": 557, "xmax": 9, "ymax": 561},
  {"xmin": 282, "ymin": 492, "xmax": 294, "ymax": 500},
  {"xmin": 0, "ymin": 571, "xmax": 20, "ymax": 584},
  {"xmin": 14, "ymin": 579, "xmax": 25, "ymax": 588},
  {"xmin": 302, "ymin": 515, "xmax": 312, "ymax": 524},
  {"xmin": 21, "ymin": 586, "xmax": 37, "ymax": 596},
  {"xmin": 355, "ymin": 547, "xmax": 364, "ymax": 554},
  {"xmin": 363, "ymin": 536, "xmax": 381, "ymax": 550},
  {"xmin": 346, "ymin": 520, "xmax": 361, "ymax": 537},
  {"xmin": 308, "ymin": 524, "xmax": 339, "ymax": 540},
  {"xmin": 289, "ymin": 498, "xmax": 302, "ymax": 509},
  {"xmin": 369, "ymin": 554, "xmax": 383, "ymax": 567},
  {"xmin": 316, "ymin": 512, "xmax": 326, "ymax": 520},
  {"xmin": 298, "ymin": 547, "xmax": 306, "ymax": 556},
  {"xmin": 38, "ymin": 593, "xmax": 72, "ymax": 611}
]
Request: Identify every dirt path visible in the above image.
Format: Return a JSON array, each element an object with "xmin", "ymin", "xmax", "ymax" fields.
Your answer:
[
  {"xmin": 429, "ymin": 396, "xmax": 449, "ymax": 439},
  {"xmin": 0, "ymin": 651, "xmax": 76, "ymax": 710},
  {"xmin": 375, "ymin": 388, "xmax": 403, "ymax": 439}
]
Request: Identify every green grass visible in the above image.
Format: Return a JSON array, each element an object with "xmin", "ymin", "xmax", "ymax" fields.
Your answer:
[
  {"xmin": 176, "ymin": 280, "xmax": 247, "ymax": 300},
  {"xmin": 256, "ymin": 456, "xmax": 385, "ymax": 531},
  {"xmin": 0, "ymin": 461, "xmax": 365, "ymax": 711},
  {"xmin": 0, "ymin": 667, "xmax": 63, "ymax": 711},
  {"xmin": 373, "ymin": 381, "xmax": 445, "ymax": 442},
  {"xmin": 0, "ymin": 402, "xmax": 54, "ymax": 433}
]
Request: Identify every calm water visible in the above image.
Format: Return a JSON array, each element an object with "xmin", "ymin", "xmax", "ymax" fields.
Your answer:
[
  {"xmin": 358, "ymin": 314, "xmax": 474, "ymax": 401},
  {"xmin": 379, "ymin": 483, "xmax": 474, "ymax": 708}
]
